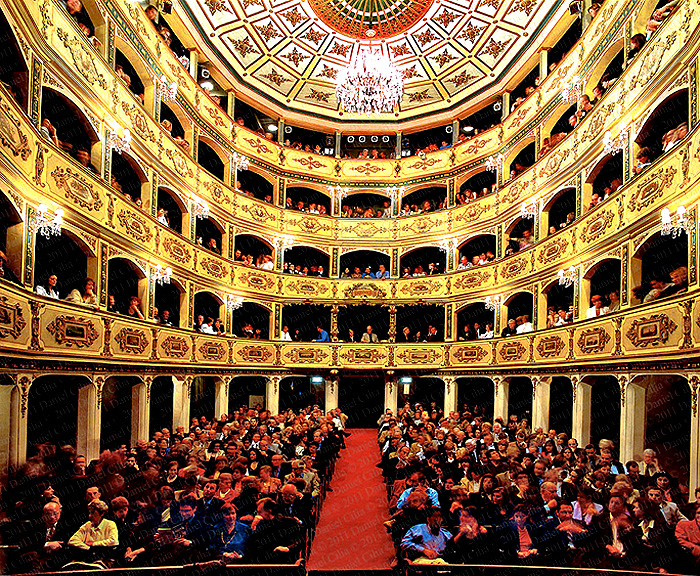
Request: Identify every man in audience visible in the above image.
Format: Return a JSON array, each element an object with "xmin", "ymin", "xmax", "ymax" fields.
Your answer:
[{"xmin": 361, "ymin": 325, "xmax": 379, "ymax": 343}]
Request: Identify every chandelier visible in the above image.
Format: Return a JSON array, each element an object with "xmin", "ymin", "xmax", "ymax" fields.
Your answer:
[
  {"xmin": 603, "ymin": 129, "xmax": 625, "ymax": 155},
  {"xmin": 328, "ymin": 185, "xmax": 349, "ymax": 201},
  {"xmin": 661, "ymin": 206, "xmax": 688, "ymax": 238},
  {"xmin": 484, "ymin": 295, "xmax": 501, "ymax": 311},
  {"xmin": 107, "ymin": 125, "xmax": 131, "ymax": 155},
  {"xmin": 159, "ymin": 74, "xmax": 178, "ymax": 103},
  {"xmin": 561, "ymin": 75, "xmax": 581, "ymax": 103},
  {"xmin": 30, "ymin": 203, "xmax": 64, "ymax": 238},
  {"xmin": 336, "ymin": 40, "xmax": 403, "ymax": 115},
  {"xmin": 227, "ymin": 295, "xmax": 244, "ymax": 310},
  {"xmin": 485, "ymin": 153, "xmax": 504, "ymax": 172},
  {"xmin": 153, "ymin": 264, "xmax": 172, "ymax": 285},
  {"xmin": 193, "ymin": 196, "xmax": 209, "ymax": 219},
  {"xmin": 520, "ymin": 199, "xmax": 538, "ymax": 220},
  {"xmin": 558, "ymin": 265, "xmax": 577, "ymax": 287}
]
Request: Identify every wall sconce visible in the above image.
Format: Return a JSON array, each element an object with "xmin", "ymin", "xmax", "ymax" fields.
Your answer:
[
  {"xmin": 193, "ymin": 196, "xmax": 209, "ymax": 219},
  {"xmin": 558, "ymin": 265, "xmax": 578, "ymax": 287},
  {"xmin": 328, "ymin": 185, "xmax": 349, "ymax": 201},
  {"xmin": 520, "ymin": 199, "xmax": 538, "ymax": 220},
  {"xmin": 231, "ymin": 152, "xmax": 249, "ymax": 186},
  {"xmin": 661, "ymin": 206, "xmax": 689, "ymax": 238},
  {"xmin": 153, "ymin": 264, "xmax": 172, "ymax": 285},
  {"xmin": 30, "ymin": 203, "xmax": 64, "ymax": 238},
  {"xmin": 227, "ymin": 295, "xmax": 244, "ymax": 310},
  {"xmin": 159, "ymin": 74, "xmax": 178, "ymax": 103},
  {"xmin": 107, "ymin": 124, "xmax": 131, "ymax": 155},
  {"xmin": 603, "ymin": 129, "xmax": 626, "ymax": 155},
  {"xmin": 485, "ymin": 153, "xmax": 504, "ymax": 172},
  {"xmin": 484, "ymin": 295, "xmax": 501, "ymax": 311},
  {"xmin": 561, "ymin": 75, "xmax": 581, "ymax": 103}
]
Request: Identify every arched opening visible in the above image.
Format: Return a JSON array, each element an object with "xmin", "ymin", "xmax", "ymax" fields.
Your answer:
[
  {"xmin": 339, "ymin": 250, "xmax": 390, "ymax": 278},
  {"xmin": 549, "ymin": 377, "xmax": 573, "ymax": 437},
  {"xmin": 107, "ymin": 257, "xmax": 147, "ymax": 316},
  {"xmin": 504, "ymin": 292, "xmax": 533, "ymax": 328},
  {"xmin": 115, "ymin": 49, "xmax": 146, "ymax": 103},
  {"xmin": 27, "ymin": 375, "xmax": 88, "ymax": 451},
  {"xmin": 639, "ymin": 374, "xmax": 691, "ymax": 483},
  {"xmin": 156, "ymin": 187, "xmax": 185, "ymax": 233},
  {"xmin": 286, "ymin": 186, "xmax": 331, "ymax": 214},
  {"xmin": 586, "ymin": 376, "xmax": 621, "ymax": 447},
  {"xmin": 280, "ymin": 376, "xmax": 325, "ymax": 412},
  {"xmin": 506, "ymin": 217, "xmax": 535, "ymax": 255},
  {"xmin": 399, "ymin": 247, "xmax": 446, "ymax": 276},
  {"xmin": 456, "ymin": 303, "xmax": 494, "ymax": 341},
  {"xmin": 234, "ymin": 234, "xmax": 274, "ymax": 268},
  {"xmin": 458, "ymin": 235, "xmax": 497, "ymax": 267},
  {"xmin": 458, "ymin": 102, "xmax": 502, "ymax": 139},
  {"xmin": 338, "ymin": 304, "xmax": 389, "ymax": 342},
  {"xmin": 405, "ymin": 124, "xmax": 453, "ymax": 153},
  {"xmin": 34, "ymin": 231, "xmax": 89, "ymax": 299},
  {"xmin": 154, "ymin": 279, "xmax": 184, "ymax": 328},
  {"xmin": 193, "ymin": 292, "xmax": 224, "ymax": 329},
  {"xmin": 0, "ymin": 11, "xmax": 29, "ymax": 108},
  {"xmin": 635, "ymin": 90, "xmax": 689, "ymax": 162},
  {"xmin": 459, "ymin": 171, "xmax": 497, "ymax": 202},
  {"xmin": 190, "ymin": 376, "xmax": 216, "ymax": 420},
  {"xmin": 396, "ymin": 304, "xmax": 444, "ymax": 342},
  {"xmin": 508, "ymin": 142, "xmax": 536, "ymax": 180},
  {"xmin": 544, "ymin": 188, "xmax": 576, "ymax": 233},
  {"xmin": 587, "ymin": 154, "xmax": 623, "ymax": 208},
  {"xmin": 159, "ymin": 103, "xmax": 186, "ymax": 140},
  {"xmin": 40, "ymin": 88, "xmax": 99, "ymax": 163},
  {"xmin": 585, "ymin": 259, "xmax": 621, "ymax": 314},
  {"xmin": 401, "ymin": 187, "xmax": 447, "ymax": 214},
  {"xmin": 228, "ymin": 376, "xmax": 267, "ymax": 414},
  {"xmin": 341, "ymin": 192, "xmax": 390, "ymax": 219},
  {"xmin": 509, "ymin": 64, "xmax": 539, "ymax": 105},
  {"xmin": 456, "ymin": 377, "xmax": 494, "ymax": 421},
  {"xmin": 281, "ymin": 304, "xmax": 332, "ymax": 341},
  {"xmin": 283, "ymin": 246, "xmax": 329, "ymax": 276},
  {"xmin": 507, "ymin": 377, "xmax": 532, "ymax": 421},
  {"xmin": 595, "ymin": 48, "xmax": 624, "ymax": 91},
  {"xmin": 237, "ymin": 170, "xmax": 274, "ymax": 203},
  {"xmin": 547, "ymin": 17, "xmax": 582, "ymax": 69},
  {"xmin": 632, "ymin": 232, "xmax": 688, "ymax": 304},
  {"xmin": 230, "ymin": 302, "xmax": 270, "ymax": 339},
  {"xmin": 544, "ymin": 281, "xmax": 574, "ymax": 326},
  {"xmin": 544, "ymin": 104, "xmax": 577, "ymax": 156},
  {"xmin": 195, "ymin": 216, "xmax": 223, "ymax": 254},
  {"xmin": 111, "ymin": 152, "xmax": 146, "ymax": 204},
  {"xmin": 198, "ymin": 140, "xmax": 225, "ymax": 181},
  {"xmin": 338, "ymin": 374, "xmax": 385, "ymax": 428},
  {"xmin": 0, "ymin": 189, "xmax": 22, "ymax": 283},
  {"xmin": 150, "ymin": 376, "xmax": 174, "ymax": 437},
  {"xmin": 101, "ymin": 376, "xmax": 139, "ymax": 450},
  {"xmin": 399, "ymin": 377, "xmax": 444, "ymax": 414}
]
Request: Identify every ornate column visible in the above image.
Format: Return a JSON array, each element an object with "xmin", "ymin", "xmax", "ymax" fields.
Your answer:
[
  {"xmin": 214, "ymin": 377, "xmax": 230, "ymax": 420},
  {"xmin": 325, "ymin": 371, "xmax": 339, "ymax": 412},
  {"xmin": 77, "ymin": 377, "xmax": 103, "ymax": 463},
  {"xmin": 443, "ymin": 376, "xmax": 458, "ymax": 417},
  {"xmin": 618, "ymin": 374, "xmax": 645, "ymax": 464},
  {"xmin": 388, "ymin": 304, "xmax": 397, "ymax": 343},
  {"xmin": 4, "ymin": 374, "xmax": 31, "ymax": 472},
  {"xmin": 385, "ymin": 372, "xmax": 398, "ymax": 414},
  {"xmin": 330, "ymin": 304, "xmax": 339, "ymax": 342},
  {"xmin": 130, "ymin": 378, "xmax": 150, "ymax": 447},
  {"xmin": 493, "ymin": 376, "xmax": 509, "ymax": 421},
  {"xmin": 172, "ymin": 375, "xmax": 192, "ymax": 431},
  {"xmin": 531, "ymin": 376, "xmax": 552, "ymax": 433},
  {"xmin": 501, "ymin": 92, "xmax": 510, "ymax": 121},
  {"xmin": 687, "ymin": 374, "xmax": 700, "ymax": 494},
  {"xmin": 266, "ymin": 375, "xmax": 281, "ymax": 415},
  {"xmin": 539, "ymin": 49, "xmax": 549, "ymax": 81},
  {"xmin": 571, "ymin": 375, "xmax": 592, "ymax": 446}
]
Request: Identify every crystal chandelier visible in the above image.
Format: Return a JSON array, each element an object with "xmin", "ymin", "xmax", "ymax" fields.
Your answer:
[
  {"xmin": 661, "ymin": 206, "xmax": 688, "ymax": 238},
  {"xmin": 603, "ymin": 129, "xmax": 625, "ymax": 155},
  {"xmin": 227, "ymin": 295, "xmax": 244, "ymax": 310},
  {"xmin": 336, "ymin": 40, "xmax": 403, "ymax": 115},
  {"xmin": 153, "ymin": 264, "xmax": 172, "ymax": 285},
  {"xmin": 561, "ymin": 75, "xmax": 581, "ymax": 103},
  {"xmin": 193, "ymin": 196, "xmax": 209, "ymax": 219},
  {"xmin": 159, "ymin": 74, "xmax": 178, "ymax": 103},
  {"xmin": 484, "ymin": 295, "xmax": 501, "ymax": 311},
  {"xmin": 30, "ymin": 203, "xmax": 64, "ymax": 238},
  {"xmin": 520, "ymin": 199, "xmax": 538, "ymax": 220},
  {"xmin": 558, "ymin": 265, "xmax": 577, "ymax": 287},
  {"xmin": 485, "ymin": 153, "xmax": 504, "ymax": 172},
  {"xmin": 107, "ymin": 125, "xmax": 131, "ymax": 155},
  {"xmin": 328, "ymin": 185, "xmax": 349, "ymax": 201}
]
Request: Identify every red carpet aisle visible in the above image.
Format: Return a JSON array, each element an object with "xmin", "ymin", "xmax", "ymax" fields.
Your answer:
[{"xmin": 307, "ymin": 428, "xmax": 395, "ymax": 571}]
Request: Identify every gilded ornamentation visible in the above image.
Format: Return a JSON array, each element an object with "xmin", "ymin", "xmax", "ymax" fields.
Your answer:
[
  {"xmin": 46, "ymin": 316, "xmax": 99, "ymax": 348},
  {"xmin": 396, "ymin": 348, "xmax": 440, "ymax": 364},
  {"xmin": 453, "ymin": 271, "xmax": 489, "ymax": 290},
  {"xmin": 626, "ymin": 314, "xmax": 678, "ymax": 348},
  {"xmin": 162, "ymin": 237, "xmax": 192, "ymax": 263},
  {"xmin": 452, "ymin": 345, "xmax": 488, "ymax": 363},
  {"xmin": 500, "ymin": 258, "xmax": 528, "ymax": 279},
  {"xmin": 236, "ymin": 345, "xmax": 274, "ymax": 362},
  {"xmin": 161, "ymin": 335, "xmax": 189, "ymax": 358},
  {"xmin": 243, "ymin": 137, "xmax": 274, "ymax": 155},
  {"xmin": 18, "ymin": 375, "xmax": 30, "ymax": 418},
  {"xmin": 537, "ymin": 237, "xmax": 568, "ymax": 264},
  {"xmin": 400, "ymin": 218, "xmax": 439, "ymax": 234},
  {"xmin": 56, "ymin": 28, "xmax": 108, "ymax": 89},
  {"xmin": 539, "ymin": 148, "xmax": 570, "ymax": 179},
  {"xmin": 205, "ymin": 0, "xmax": 231, "ymax": 14},
  {"xmin": 399, "ymin": 280, "xmax": 441, "ymax": 296},
  {"xmin": 165, "ymin": 148, "xmax": 194, "ymax": 178},
  {"xmin": 284, "ymin": 347, "xmax": 329, "ymax": 363},
  {"xmin": 342, "ymin": 221, "xmax": 384, "ymax": 237},
  {"xmin": 33, "ymin": 144, "xmax": 46, "ymax": 187},
  {"xmin": 350, "ymin": 163, "xmax": 383, "ymax": 175},
  {"xmin": 0, "ymin": 296, "xmax": 26, "ymax": 339},
  {"xmin": 536, "ymin": 335, "xmax": 565, "ymax": 358},
  {"xmin": 580, "ymin": 210, "xmax": 614, "ymax": 243},
  {"xmin": 198, "ymin": 340, "xmax": 226, "ymax": 360},
  {"xmin": 293, "ymin": 156, "xmax": 326, "ymax": 171},
  {"xmin": 455, "ymin": 203, "xmax": 487, "ymax": 223},
  {"xmin": 406, "ymin": 157, "xmax": 440, "ymax": 170},
  {"xmin": 117, "ymin": 210, "xmax": 153, "ymax": 243},
  {"xmin": 287, "ymin": 216, "xmax": 332, "ymax": 233},
  {"xmin": 114, "ymin": 327, "xmax": 148, "ymax": 354},
  {"xmin": 681, "ymin": 299, "xmax": 694, "ymax": 349},
  {"xmin": 690, "ymin": 375, "xmax": 699, "ymax": 417},
  {"xmin": 628, "ymin": 42, "xmax": 666, "ymax": 91},
  {"xmin": 51, "ymin": 166, "xmax": 103, "ymax": 211},
  {"xmin": 0, "ymin": 101, "xmax": 31, "ymax": 161},
  {"xmin": 121, "ymin": 102, "xmax": 156, "ymax": 142},
  {"xmin": 627, "ymin": 166, "xmax": 677, "ymax": 212},
  {"xmin": 203, "ymin": 180, "xmax": 234, "ymax": 206},
  {"xmin": 343, "ymin": 283, "xmax": 387, "ymax": 299},
  {"xmin": 499, "ymin": 341, "xmax": 527, "ymax": 361},
  {"xmin": 200, "ymin": 257, "xmax": 228, "ymax": 279},
  {"xmin": 286, "ymin": 279, "xmax": 330, "ymax": 296},
  {"xmin": 339, "ymin": 348, "xmax": 388, "ymax": 363},
  {"xmin": 239, "ymin": 270, "xmax": 276, "ymax": 291},
  {"xmin": 577, "ymin": 327, "xmax": 611, "ymax": 354}
]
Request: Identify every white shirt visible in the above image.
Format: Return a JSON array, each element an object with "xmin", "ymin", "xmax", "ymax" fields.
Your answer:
[
  {"xmin": 200, "ymin": 324, "xmax": 216, "ymax": 334},
  {"xmin": 280, "ymin": 331, "xmax": 292, "ymax": 341},
  {"xmin": 258, "ymin": 260, "xmax": 274, "ymax": 270},
  {"xmin": 586, "ymin": 305, "xmax": 609, "ymax": 318},
  {"xmin": 479, "ymin": 330, "xmax": 494, "ymax": 339},
  {"xmin": 516, "ymin": 322, "xmax": 533, "ymax": 334},
  {"xmin": 36, "ymin": 285, "xmax": 59, "ymax": 299}
]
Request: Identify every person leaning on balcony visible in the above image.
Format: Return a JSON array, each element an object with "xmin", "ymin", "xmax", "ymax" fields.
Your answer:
[
  {"xmin": 586, "ymin": 295, "xmax": 609, "ymax": 318},
  {"xmin": 36, "ymin": 273, "xmax": 60, "ymax": 299},
  {"xmin": 65, "ymin": 278, "xmax": 99, "ymax": 309},
  {"xmin": 361, "ymin": 325, "xmax": 378, "ymax": 343}
]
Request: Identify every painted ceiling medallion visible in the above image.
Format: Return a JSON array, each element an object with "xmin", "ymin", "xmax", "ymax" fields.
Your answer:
[{"xmin": 307, "ymin": 0, "xmax": 434, "ymax": 39}]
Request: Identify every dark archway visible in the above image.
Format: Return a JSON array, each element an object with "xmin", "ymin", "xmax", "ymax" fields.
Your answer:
[
  {"xmin": 281, "ymin": 304, "xmax": 332, "ymax": 341},
  {"xmin": 549, "ymin": 377, "xmax": 573, "ymax": 437},
  {"xmin": 238, "ymin": 171, "xmax": 274, "ymax": 203},
  {"xmin": 27, "ymin": 375, "xmax": 86, "ymax": 450},
  {"xmin": 342, "ymin": 192, "xmax": 391, "ymax": 217},
  {"xmin": 457, "ymin": 303, "xmax": 494, "ymax": 340},
  {"xmin": 457, "ymin": 377, "xmax": 494, "ymax": 422},
  {"xmin": 399, "ymin": 247, "xmax": 446, "ymax": 276},
  {"xmin": 280, "ymin": 376, "xmax": 323, "ymax": 412},
  {"xmin": 234, "ymin": 234, "xmax": 273, "ymax": 266},
  {"xmin": 198, "ymin": 140, "xmax": 225, "ymax": 181},
  {"xmin": 286, "ymin": 187, "xmax": 331, "ymax": 213},
  {"xmin": 111, "ymin": 153, "xmax": 145, "ymax": 203},
  {"xmin": 195, "ymin": 217, "xmax": 223, "ymax": 254},
  {"xmin": 590, "ymin": 154, "xmax": 623, "ymax": 198},
  {"xmin": 458, "ymin": 235, "xmax": 497, "ymax": 265},
  {"xmin": 505, "ymin": 292, "xmax": 533, "ymax": 322},
  {"xmin": 402, "ymin": 378, "xmax": 445, "ymax": 413},
  {"xmin": 339, "ymin": 250, "xmax": 390, "ymax": 278},
  {"xmin": 230, "ymin": 302, "xmax": 270, "ymax": 339},
  {"xmin": 150, "ymin": 376, "xmax": 174, "ymax": 437},
  {"xmin": 160, "ymin": 103, "xmax": 185, "ymax": 139},
  {"xmin": 154, "ymin": 280, "xmax": 183, "ymax": 327},
  {"xmin": 41, "ymin": 88, "xmax": 98, "ymax": 157},
  {"xmin": 0, "ymin": 189, "xmax": 22, "ymax": 283},
  {"xmin": 284, "ymin": 246, "xmax": 329, "ymax": 276},
  {"xmin": 402, "ymin": 187, "xmax": 447, "ymax": 213},
  {"xmin": 546, "ymin": 188, "xmax": 576, "ymax": 232},
  {"xmin": 107, "ymin": 258, "xmax": 145, "ymax": 315},
  {"xmin": 157, "ymin": 187, "xmax": 184, "ymax": 233},
  {"xmin": 193, "ymin": 292, "xmax": 223, "ymax": 326},
  {"xmin": 588, "ymin": 259, "xmax": 621, "ymax": 306},
  {"xmin": 636, "ymin": 90, "xmax": 689, "ymax": 158},
  {"xmin": 396, "ymin": 304, "xmax": 444, "ymax": 342},
  {"xmin": 190, "ymin": 376, "xmax": 216, "ymax": 421},
  {"xmin": 338, "ymin": 374, "xmax": 385, "ymax": 428},
  {"xmin": 509, "ymin": 142, "xmax": 536, "ymax": 177},
  {"xmin": 634, "ymin": 232, "xmax": 688, "ymax": 303},
  {"xmin": 507, "ymin": 377, "xmax": 533, "ymax": 421},
  {"xmin": 588, "ymin": 376, "xmax": 621, "ymax": 446},
  {"xmin": 545, "ymin": 282, "xmax": 574, "ymax": 315},
  {"xmin": 228, "ymin": 376, "xmax": 267, "ymax": 414},
  {"xmin": 0, "ymin": 11, "xmax": 29, "ymax": 108},
  {"xmin": 549, "ymin": 104, "xmax": 577, "ymax": 140},
  {"xmin": 337, "ymin": 304, "xmax": 390, "ymax": 342},
  {"xmin": 460, "ymin": 171, "xmax": 497, "ymax": 198},
  {"xmin": 101, "ymin": 376, "xmax": 137, "ymax": 450},
  {"xmin": 34, "ymin": 232, "xmax": 88, "ymax": 298},
  {"xmin": 115, "ymin": 49, "xmax": 145, "ymax": 100}
]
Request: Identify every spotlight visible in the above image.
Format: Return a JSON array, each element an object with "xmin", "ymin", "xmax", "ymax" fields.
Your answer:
[
  {"xmin": 371, "ymin": 135, "xmax": 379, "ymax": 143},
  {"xmin": 358, "ymin": 135, "xmax": 366, "ymax": 143},
  {"xmin": 201, "ymin": 69, "xmax": 211, "ymax": 79},
  {"xmin": 463, "ymin": 126, "xmax": 474, "ymax": 132},
  {"xmin": 347, "ymin": 135, "xmax": 355, "ymax": 143},
  {"xmin": 382, "ymin": 135, "xmax": 390, "ymax": 143},
  {"xmin": 284, "ymin": 125, "xmax": 293, "ymax": 133},
  {"xmin": 493, "ymin": 101, "xmax": 502, "ymax": 112},
  {"xmin": 445, "ymin": 125, "xmax": 453, "ymax": 133},
  {"xmin": 267, "ymin": 124, "xmax": 278, "ymax": 132}
]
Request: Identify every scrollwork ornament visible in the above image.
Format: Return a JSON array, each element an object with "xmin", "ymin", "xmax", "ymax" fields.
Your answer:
[
  {"xmin": 18, "ymin": 376, "xmax": 31, "ymax": 418},
  {"xmin": 689, "ymin": 375, "xmax": 699, "ymax": 416}
]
